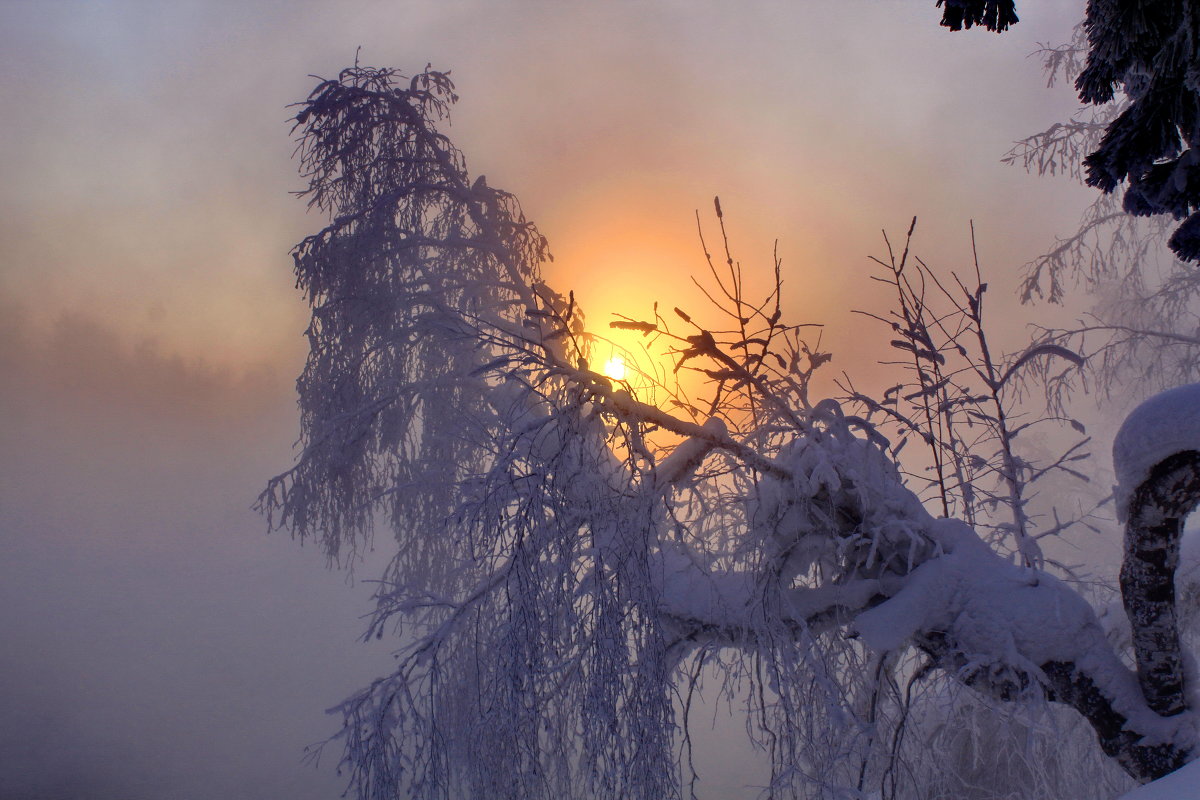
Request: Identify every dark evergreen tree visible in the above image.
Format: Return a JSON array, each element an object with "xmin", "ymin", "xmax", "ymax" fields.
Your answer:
[
  {"xmin": 1075, "ymin": 1, "xmax": 1200, "ymax": 261},
  {"xmin": 940, "ymin": 1, "xmax": 1200, "ymax": 263},
  {"xmin": 936, "ymin": 0, "xmax": 1019, "ymax": 32}
]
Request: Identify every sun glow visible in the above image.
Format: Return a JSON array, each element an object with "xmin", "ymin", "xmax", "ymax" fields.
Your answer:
[
  {"xmin": 590, "ymin": 336, "xmax": 671, "ymax": 402},
  {"xmin": 602, "ymin": 354, "xmax": 627, "ymax": 381}
]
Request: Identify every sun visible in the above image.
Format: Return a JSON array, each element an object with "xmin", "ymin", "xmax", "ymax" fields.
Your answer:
[{"xmin": 602, "ymin": 354, "xmax": 627, "ymax": 381}]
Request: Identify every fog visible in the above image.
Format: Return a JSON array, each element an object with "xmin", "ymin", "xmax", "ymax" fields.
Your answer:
[
  {"xmin": 0, "ymin": 1, "xmax": 1103, "ymax": 797},
  {"xmin": 0, "ymin": 310, "xmax": 394, "ymax": 798}
]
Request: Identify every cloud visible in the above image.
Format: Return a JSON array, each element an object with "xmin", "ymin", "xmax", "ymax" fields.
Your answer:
[{"xmin": 0, "ymin": 305, "xmax": 292, "ymax": 428}]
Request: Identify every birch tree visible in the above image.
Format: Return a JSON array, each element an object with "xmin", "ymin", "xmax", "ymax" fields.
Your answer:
[{"xmin": 259, "ymin": 65, "xmax": 1200, "ymax": 799}]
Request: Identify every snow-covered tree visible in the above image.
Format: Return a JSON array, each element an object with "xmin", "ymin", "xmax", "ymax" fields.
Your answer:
[{"xmin": 262, "ymin": 66, "xmax": 1200, "ymax": 799}]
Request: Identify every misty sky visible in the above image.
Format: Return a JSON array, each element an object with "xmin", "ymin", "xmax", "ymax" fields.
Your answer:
[{"xmin": 0, "ymin": 1, "xmax": 1102, "ymax": 797}]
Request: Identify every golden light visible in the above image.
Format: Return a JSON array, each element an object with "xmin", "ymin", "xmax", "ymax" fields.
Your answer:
[{"xmin": 602, "ymin": 354, "xmax": 627, "ymax": 381}]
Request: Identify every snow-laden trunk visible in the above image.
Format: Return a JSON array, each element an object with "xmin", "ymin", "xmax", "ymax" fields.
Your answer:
[
  {"xmin": 1114, "ymin": 384, "xmax": 1200, "ymax": 726},
  {"xmin": 1121, "ymin": 449, "xmax": 1200, "ymax": 719}
]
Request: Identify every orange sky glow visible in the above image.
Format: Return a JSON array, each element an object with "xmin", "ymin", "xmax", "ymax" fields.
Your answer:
[{"xmin": 1, "ymin": 1, "xmax": 1092, "ymax": 393}]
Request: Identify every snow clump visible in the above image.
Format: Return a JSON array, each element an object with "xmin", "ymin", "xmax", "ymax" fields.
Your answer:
[{"xmin": 1113, "ymin": 383, "xmax": 1200, "ymax": 521}]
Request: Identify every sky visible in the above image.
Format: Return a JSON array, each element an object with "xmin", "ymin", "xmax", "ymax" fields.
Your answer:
[{"xmin": 0, "ymin": 1, "xmax": 1104, "ymax": 797}]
